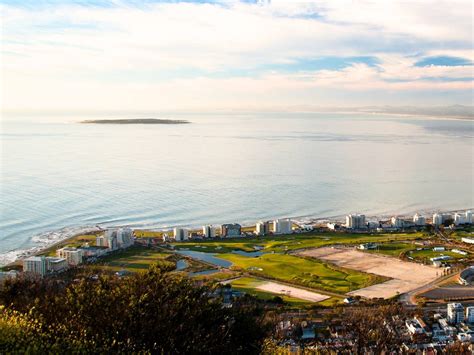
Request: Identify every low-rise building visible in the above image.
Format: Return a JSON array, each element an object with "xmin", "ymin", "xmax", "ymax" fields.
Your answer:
[
  {"xmin": 358, "ymin": 243, "xmax": 377, "ymax": 250},
  {"xmin": 46, "ymin": 257, "xmax": 68, "ymax": 273}
]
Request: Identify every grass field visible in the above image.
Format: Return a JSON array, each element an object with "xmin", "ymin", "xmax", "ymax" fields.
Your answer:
[
  {"xmin": 94, "ymin": 246, "xmax": 175, "ymax": 272},
  {"xmin": 171, "ymin": 231, "xmax": 429, "ymax": 254},
  {"xmin": 218, "ymin": 252, "xmax": 386, "ymax": 294},
  {"xmin": 407, "ymin": 249, "xmax": 469, "ymax": 262}
]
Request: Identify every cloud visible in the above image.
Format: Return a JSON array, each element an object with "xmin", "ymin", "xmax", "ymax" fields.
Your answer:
[{"xmin": 1, "ymin": 0, "xmax": 473, "ymax": 112}]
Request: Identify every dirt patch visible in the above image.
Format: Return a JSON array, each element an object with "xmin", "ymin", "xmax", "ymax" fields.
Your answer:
[
  {"xmin": 256, "ymin": 281, "xmax": 330, "ymax": 302},
  {"xmin": 299, "ymin": 247, "xmax": 440, "ymax": 299}
]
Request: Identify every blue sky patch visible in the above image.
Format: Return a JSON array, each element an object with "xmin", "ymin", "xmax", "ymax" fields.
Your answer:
[{"xmin": 415, "ymin": 55, "xmax": 473, "ymax": 67}]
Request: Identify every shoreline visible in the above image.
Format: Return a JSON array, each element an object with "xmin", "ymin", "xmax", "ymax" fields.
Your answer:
[{"xmin": 1, "ymin": 206, "xmax": 472, "ymax": 268}]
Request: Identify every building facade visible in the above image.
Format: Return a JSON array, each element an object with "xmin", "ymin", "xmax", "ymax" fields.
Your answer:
[
  {"xmin": 221, "ymin": 224, "xmax": 241, "ymax": 237},
  {"xmin": 413, "ymin": 214, "xmax": 426, "ymax": 226},
  {"xmin": 173, "ymin": 228, "xmax": 188, "ymax": 241},
  {"xmin": 273, "ymin": 219, "xmax": 292, "ymax": 235},
  {"xmin": 447, "ymin": 303, "xmax": 464, "ymax": 324},
  {"xmin": 202, "ymin": 225, "xmax": 215, "ymax": 238},
  {"xmin": 57, "ymin": 247, "xmax": 84, "ymax": 266},
  {"xmin": 23, "ymin": 256, "xmax": 47, "ymax": 276},
  {"xmin": 346, "ymin": 214, "xmax": 366, "ymax": 229}
]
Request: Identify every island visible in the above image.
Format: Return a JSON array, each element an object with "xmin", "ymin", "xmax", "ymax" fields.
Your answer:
[{"xmin": 80, "ymin": 118, "xmax": 190, "ymax": 124}]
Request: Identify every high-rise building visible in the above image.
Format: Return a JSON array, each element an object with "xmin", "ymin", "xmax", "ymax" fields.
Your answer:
[
  {"xmin": 202, "ymin": 225, "xmax": 215, "ymax": 238},
  {"xmin": 413, "ymin": 214, "xmax": 426, "ymax": 226},
  {"xmin": 466, "ymin": 211, "xmax": 473, "ymax": 224},
  {"xmin": 23, "ymin": 256, "xmax": 68, "ymax": 276},
  {"xmin": 256, "ymin": 221, "xmax": 270, "ymax": 236},
  {"xmin": 454, "ymin": 213, "xmax": 467, "ymax": 225},
  {"xmin": 23, "ymin": 256, "xmax": 47, "ymax": 276},
  {"xmin": 273, "ymin": 219, "xmax": 292, "ymax": 235},
  {"xmin": 221, "ymin": 224, "xmax": 241, "ymax": 237},
  {"xmin": 432, "ymin": 213, "xmax": 443, "ymax": 226},
  {"xmin": 447, "ymin": 303, "xmax": 465, "ymax": 324},
  {"xmin": 173, "ymin": 228, "xmax": 188, "ymax": 241},
  {"xmin": 391, "ymin": 217, "xmax": 404, "ymax": 228},
  {"xmin": 57, "ymin": 247, "xmax": 83, "ymax": 266},
  {"xmin": 346, "ymin": 214, "xmax": 366, "ymax": 229},
  {"xmin": 466, "ymin": 307, "xmax": 474, "ymax": 323}
]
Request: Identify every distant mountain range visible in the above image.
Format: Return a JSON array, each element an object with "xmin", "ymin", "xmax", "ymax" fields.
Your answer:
[{"xmin": 80, "ymin": 118, "xmax": 190, "ymax": 124}]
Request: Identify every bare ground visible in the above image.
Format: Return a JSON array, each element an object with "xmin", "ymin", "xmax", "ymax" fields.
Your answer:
[
  {"xmin": 256, "ymin": 281, "xmax": 330, "ymax": 302},
  {"xmin": 298, "ymin": 247, "xmax": 440, "ymax": 299}
]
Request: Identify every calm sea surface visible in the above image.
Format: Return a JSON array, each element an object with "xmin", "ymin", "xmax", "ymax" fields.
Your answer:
[{"xmin": 1, "ymin": 113, "xmax": 473, "ymax": 264}]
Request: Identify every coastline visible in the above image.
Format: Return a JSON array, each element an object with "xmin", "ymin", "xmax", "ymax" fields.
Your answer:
[{"xmin": 2, "ymin": 206, "xmax": 472, "ymax": 268}]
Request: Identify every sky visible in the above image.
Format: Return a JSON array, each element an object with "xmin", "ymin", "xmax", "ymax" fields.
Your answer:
[{"xmin": 1, "ymin": 0, "xmax": 473, "ymax": 114}]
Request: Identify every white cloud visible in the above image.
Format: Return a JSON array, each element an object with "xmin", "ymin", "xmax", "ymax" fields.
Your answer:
[{"xmin": 1, "ymin": 0, "xmax": 472, "ymax": 112}]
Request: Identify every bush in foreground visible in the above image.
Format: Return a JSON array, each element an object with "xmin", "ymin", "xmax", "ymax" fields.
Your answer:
[{"xmin": 0, "ymin": 265, "xmax": 268, "ymax": 354}]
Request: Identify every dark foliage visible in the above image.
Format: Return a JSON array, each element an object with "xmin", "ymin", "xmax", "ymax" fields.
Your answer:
[{"xmin": 0, "ymin": 266, "xmax": 269, "ymax": 354}]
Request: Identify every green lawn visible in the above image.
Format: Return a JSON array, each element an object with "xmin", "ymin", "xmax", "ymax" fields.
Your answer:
[
  {"xmin": 95, "ymin": 246, "xmax": 175, "ymax": 272},
  {"xmin": 407, "ymin": 248, "xmax": 469, "ymax": 262},
  {"xmin": 218, "ymin": 252, "xmax": 386, "ymax": 294},
  {"xmin": 172, "ymin": 231, "xmax": 428, "ymax": 254}
]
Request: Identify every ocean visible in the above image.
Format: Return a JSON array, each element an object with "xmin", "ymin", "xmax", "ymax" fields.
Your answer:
[{"xmin": 1, "ymin": 113, "xmax": 473, "ymax": 265}]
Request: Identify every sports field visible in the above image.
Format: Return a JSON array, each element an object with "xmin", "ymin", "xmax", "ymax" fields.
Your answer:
[
  {"xmin": 299, "ymin": 247, "xmax": 440, "ymax": 298},
  {"xmin": 218, "ymin": 252, "xmax": 386, "ymax": 293}
]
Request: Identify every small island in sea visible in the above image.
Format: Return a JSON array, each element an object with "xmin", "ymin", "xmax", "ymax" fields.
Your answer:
[{"xmin": 80, "ymin": 118, "xmax": 190, "ymax": 124}]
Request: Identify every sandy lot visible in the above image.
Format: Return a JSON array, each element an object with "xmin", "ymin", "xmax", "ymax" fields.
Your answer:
[
  {"xmin": 256, "ymin": 281, "xmax": 330, "ymax": 302},
  {"xmin": 299, "ymin": 247, "xmax": 440, "ymax": 299}
]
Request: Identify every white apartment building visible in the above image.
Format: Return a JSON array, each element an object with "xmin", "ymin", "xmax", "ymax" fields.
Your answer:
[
  {"xmin": 391, "ymin": 217, "xmax": 404, "ymax": 229},
  {"xmin": 454, "ymin": 213, "xmax": 467, "ymax": 225},
  {"xmin": 447, "ymin": 303, "xmax": 464, "ymax": 324},
  {"xmin": 432, "ymin": 213, "xmax": 443, "ymax": 226},
  {"xmin": 23, "ymin": 256, "xmax": 47, "ymax": 276},
  {"xmin": 345, "ymin": 214, "xmax": 366, "ymax": 229},
  {"xmin": 202, "ymin": 225, "xmax": 215, "ymax": 238},
  {"xmin": 23, "ymin": 256, "xmax": 68, "ymax": 276},
  {"xmin": 256, "ymin": 221, "xmax": 273, "ymax": 236},
  {"xmin": 173, "ymin": 227, "xmax": 188, "ymax": 241},
  {"xmin": 466, "ymin": 307, "xmax": 474, "ymax": 323},
  {"xmin": 413, "ymin": 214, "xmax": 426, "ymax": 226},
  {"xmin": 57, "ymin": 247, "xmax": 84, "ymax": 266},
  {"xmin": 466, "ymin": 211, "xmax": 473, "ymax": 224},
  {"xmin": 273, "ymin": 219, "xmax": 292, "ymax": 235}
]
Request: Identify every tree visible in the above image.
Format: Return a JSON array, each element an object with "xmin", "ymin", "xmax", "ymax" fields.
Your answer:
[{"xmin": 1, "ymin": 265, "xmax": 269, "ymax": 354}]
